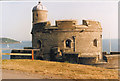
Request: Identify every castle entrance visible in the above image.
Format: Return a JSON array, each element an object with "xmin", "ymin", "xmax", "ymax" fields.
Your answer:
[{"xmin": 37, "ymin": 40, "xmax": 42, "ymax": 49}]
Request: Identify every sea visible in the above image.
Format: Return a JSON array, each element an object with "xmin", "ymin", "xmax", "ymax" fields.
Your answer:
[{"xmin": 1, "ymin": 39, "xmax": 119, "ymax": 59}]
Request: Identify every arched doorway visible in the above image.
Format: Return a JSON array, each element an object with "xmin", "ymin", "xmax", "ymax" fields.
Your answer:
[{"xmin": 37, "ymin": 40, "xmax": 42, "ymax": 49}]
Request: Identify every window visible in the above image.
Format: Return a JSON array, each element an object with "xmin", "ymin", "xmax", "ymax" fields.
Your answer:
[
  {"xmin": 66, "ymin": 39, "xmax": 71, "ymax": 48},
  {"xmin": 93, "ymin": 39, "xmax": 97, "ymax": 47},
  {"xmin": 100, "ymin": 35, "xmax": 102, "ymax": 38},
  {"xmin": 36, "ymin": 13, "xmax": 38, "ymax": 17},
  {"xmin": 37, "ymin": 40, "xmax": 42, "ymax": 49},
  {"xmin": 73, "ymin": 23, "xmax": 76, "ymax": 25}
]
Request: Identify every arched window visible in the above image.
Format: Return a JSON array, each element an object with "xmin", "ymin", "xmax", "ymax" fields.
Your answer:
[
  {"xmin": 37, "ymin": 40, "xmax": 42, "ymax": 49},
  {"xmin": 93, "ymin": 39, "xmax": 97, "ymax": 47},
  {"xmin": 100, "ymin": 35, "xmax": 102, "ymax": 38},
  {"xmin": 66, "ymin": 39, "xmax": 71, "ymax": 48}
]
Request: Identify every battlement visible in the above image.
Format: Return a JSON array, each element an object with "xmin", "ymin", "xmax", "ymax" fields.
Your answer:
[
  {"xmin": 83, "ymin": 20, "xmax": 101, "ymax": 27},
  {"xmin": 54, "ymin": 19, "xmax": 101, "ymax": 30},
  {"xmin": 31, "ymin": 19, "xmax": 102, "ymax": 34},
  {"xmin": 55, "ymin": 20, "xmax": 77, "ymax": 29}
]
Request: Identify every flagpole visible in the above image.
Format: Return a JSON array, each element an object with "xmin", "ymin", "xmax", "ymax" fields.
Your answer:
[{"xmin": 109, "ymin": 32, "xmax": 111, "ymax": 54}]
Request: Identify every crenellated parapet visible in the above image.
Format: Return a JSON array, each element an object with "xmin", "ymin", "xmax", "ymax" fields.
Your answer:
[{"xmin": 31, "ymin": 2, "xmax": 103, "ymax": 63}]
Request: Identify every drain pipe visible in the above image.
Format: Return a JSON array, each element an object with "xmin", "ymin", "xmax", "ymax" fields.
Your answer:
[{"xmin": 72, "ymin": 36, "xmax": 76, "ymax": 52}]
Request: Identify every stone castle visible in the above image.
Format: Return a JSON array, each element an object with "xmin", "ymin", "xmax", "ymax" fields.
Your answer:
[{"xmin": 31, "ymin": 2, "xmax": 102, "ymax": 63}]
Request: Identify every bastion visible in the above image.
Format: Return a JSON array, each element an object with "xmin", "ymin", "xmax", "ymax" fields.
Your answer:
[{"xmin": 31, "ymin": 2, "xmax": 102, "ymax": 63}]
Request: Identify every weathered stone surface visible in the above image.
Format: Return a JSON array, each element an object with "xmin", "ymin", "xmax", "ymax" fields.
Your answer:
[
  {"xmin": 31, "ymin": 19, "xmax": 102, "ymax": 61},
  {"xmin": 31, "ymin": 2, "xmax": 102, "ymax": 63}
]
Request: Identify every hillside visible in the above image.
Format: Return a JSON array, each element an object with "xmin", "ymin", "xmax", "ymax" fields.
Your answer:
[
  {"xmin": 2, "ymin": 59, "xmax": 118, "ymax": 79},
  {"xmin": 0, "ymin": 38, "xmax": 20, "ymax": 44}
]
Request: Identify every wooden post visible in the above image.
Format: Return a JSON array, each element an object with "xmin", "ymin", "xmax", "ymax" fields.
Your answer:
[{"xmin": 32, "ymin": 50, "xmax": 34, "ymax": 61}]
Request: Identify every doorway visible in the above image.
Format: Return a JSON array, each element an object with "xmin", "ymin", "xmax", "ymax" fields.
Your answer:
[{"xmin": 37, "ymin": 40, "xmax": 42, "ymax": 49}]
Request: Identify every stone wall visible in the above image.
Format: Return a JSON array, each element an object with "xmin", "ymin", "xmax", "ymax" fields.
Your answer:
[
  {"xmin": 78, "ymin": 57, "xmax": 97, "ymax": 64},
  {"xmin": 62, "ymin": 53, "xmax": 78, "ymax": 63},
  {"xmin": 56, "ymin": 20, "xmax": 77, "ymax": 29},
  {"xmin": 32, "ymin": 20, "xmax": 102, "ymax": 60},
  {"xmin": 32, "ymin": 31, "xmax": 58, "ymax": 54},
  {"xmin": 104, "ymin": 55, "xmax": 119, "ymax": 64},
  {"xmin": 94, "ymin": 54, "xmax": 119, "ymax": 69},
  {"xmin": 32, "ymin": 10, "xmax": 48, "ymax": 24},
  {"xmin": 10, "ymin": 55, "xmax": 32, "ymax": 59}
]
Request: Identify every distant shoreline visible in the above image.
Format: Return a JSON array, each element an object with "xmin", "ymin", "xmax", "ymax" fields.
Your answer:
[{"xmin": 0, "ymin": 42, "xmax": 20, "ymax": 44}]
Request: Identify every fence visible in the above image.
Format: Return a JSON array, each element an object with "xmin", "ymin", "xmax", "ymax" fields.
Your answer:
[{"xmin": 2, "ymin": 50, "xmax": 37, "ymax": 60}]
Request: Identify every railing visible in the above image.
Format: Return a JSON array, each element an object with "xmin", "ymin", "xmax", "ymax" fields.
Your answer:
[
  {"xmin": 2, "ymin": 50, "xmax": 35, "ymax": 60},
  {"xmin": 2, "ymin": 53, "xmax": 32, "ymax": 56}
]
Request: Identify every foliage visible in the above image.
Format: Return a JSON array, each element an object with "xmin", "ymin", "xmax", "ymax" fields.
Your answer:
[{"xmin": 0, "ymin": 38, "xmax": 20, "ymax": 44}]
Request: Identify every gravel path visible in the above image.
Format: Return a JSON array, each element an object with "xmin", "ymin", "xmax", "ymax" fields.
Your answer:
[
  {"xmin": 2, "ymin": 69, "xmax": 45, "ymax": 79},
  {"xmin": 2, "ymin": 69, "xmax": 63, "ymax": 79}
]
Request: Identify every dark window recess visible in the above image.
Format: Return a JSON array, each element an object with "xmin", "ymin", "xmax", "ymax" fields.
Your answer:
[
  {"xmin": 36, "ymin": 13, "xmax": 38, "ymax": 17},
  {"xmin": 37, "ymin": 40, "xmax": 42, "ymax": 49},
  {"xmin": 80, "ymin": 30, "xmax": 84, "ymax": 32},
  {"xmin": 93, "ymin": 39, "xmax": 97, "ymax": 47},
  {"xmin": 73, "ymin": 23, "xmax": 75, "ymax": 25},
  {"xmin": 100, "ymin": 35, "xmax": 102, "ymax": 38},
  {"xmin": 66, "ymin": 39, "xmax": 71, "ymax": 48}
]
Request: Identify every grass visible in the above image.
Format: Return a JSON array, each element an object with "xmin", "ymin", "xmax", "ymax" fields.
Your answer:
[{"xmin": 2, "ymin": 59, "xmax": 118, "ymax": 79}]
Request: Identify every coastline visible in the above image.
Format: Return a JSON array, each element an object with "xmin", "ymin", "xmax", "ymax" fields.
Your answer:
[{"xmin": 0, "ymin": 42, "xmax": 20, "ymax": 44}]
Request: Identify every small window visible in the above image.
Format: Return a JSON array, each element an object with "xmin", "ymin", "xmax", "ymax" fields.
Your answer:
[
  {"xmin": 66, "ymin": 39, "xmax": 71, "ymax": 48},
  {"xmin": 93, "ymin": 39, "xmax": 97, "ymax": 47},
  {"xmin": 73, "ymin": 23, "xmax": 75, "ymax": 25},
  {"xmin": 36, "ymin": 13, "xmax": 38, "ymax": 17},
  {"xmin": 100, "ymin": 35, "xmax": 102, "ymax": 38}
]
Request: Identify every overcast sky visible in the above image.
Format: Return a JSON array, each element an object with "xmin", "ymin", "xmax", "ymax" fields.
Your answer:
[{"xmin": 0, "ymin": 0, "xmax": 118, "ymax": 41}]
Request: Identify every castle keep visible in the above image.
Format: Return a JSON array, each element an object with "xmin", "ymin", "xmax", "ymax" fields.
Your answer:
[{"xmin": 31, "ymin": 2, "xmax": 102, "ymax": 63}]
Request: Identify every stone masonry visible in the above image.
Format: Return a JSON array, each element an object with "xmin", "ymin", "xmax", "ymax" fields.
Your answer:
[{"xmin": 31, "ymin": 2, "xmax": 102, "ymax": 63}]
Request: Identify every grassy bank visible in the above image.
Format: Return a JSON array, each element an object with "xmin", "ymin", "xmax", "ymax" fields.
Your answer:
[{"xmin": 2, "ymin": 59, "xmax": 118, "ymax": 79}]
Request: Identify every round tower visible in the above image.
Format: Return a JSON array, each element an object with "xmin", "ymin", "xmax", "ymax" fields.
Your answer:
[{"xmin": 32, "ymin": 2, "xmax": 48, "ymax": 24}]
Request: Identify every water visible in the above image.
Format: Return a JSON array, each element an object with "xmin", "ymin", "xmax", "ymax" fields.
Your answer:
[
  {"xmin": 102, "ymin": 39, "xmax": 118, "ymax": 53},
  {"xmin": 1, "ymin": 41, "xmax": 32, "ymax": 59},
  {"xmin": 1, "ymin": 39, "xmax": 118, "ymax": 59}
]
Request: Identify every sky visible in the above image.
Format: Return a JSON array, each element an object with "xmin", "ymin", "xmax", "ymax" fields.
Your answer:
[{"xmin": 0, "ymin": 0, "xmax": 118, "ymax": 41}]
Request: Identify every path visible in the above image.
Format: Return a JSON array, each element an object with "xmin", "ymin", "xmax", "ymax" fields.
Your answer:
[{"xmin": 2, "ymin": 69, "xmax": 44, "ymax": 79}]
